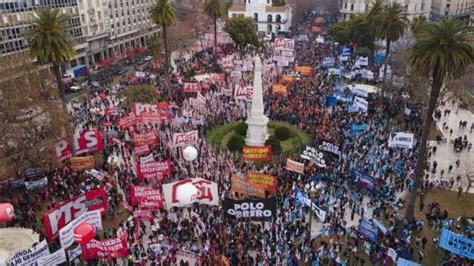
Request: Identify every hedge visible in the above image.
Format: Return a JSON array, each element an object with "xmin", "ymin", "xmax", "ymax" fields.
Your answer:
[
  {"xmin": 274, "ymin": 126, "xmax": 292, "ymax": 141},
  {"xmin": 227, "ymin": 134, "xmax": 245, "ymax": 152}
]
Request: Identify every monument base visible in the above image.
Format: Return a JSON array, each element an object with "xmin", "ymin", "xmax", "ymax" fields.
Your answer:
[{"xmin": 245, "ymin": 116, "xmax": 269, "ymax": 147}]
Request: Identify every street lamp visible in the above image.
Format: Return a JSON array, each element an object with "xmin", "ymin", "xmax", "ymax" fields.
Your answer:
[{"xmin": 304, "ymin": 181, "xmax": 317, "ymax": 261}]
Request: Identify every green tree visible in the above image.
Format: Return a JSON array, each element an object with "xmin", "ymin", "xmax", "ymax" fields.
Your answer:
[
  {"xmin": 272, "ymin": 0, "xmax": 286, "ymax": 6},
  {"xmin": 224, "ymin": 16, "xmax": 259, "ymax": 48},
  {"xmin": 27, "ymin": 8, "xmax": 75, "ymax": 100},
  {"xmin": 404, "ymin": 19, "xmax": 474, "ymax": 219},
  {"xmin": 367, "ymin": 0, "xmax": 385, "ymax": 58},
  {"xmin": 349, "ymin": 14, "xmax": 374, "ymax": 50},
  {"xmin": 328, "ymin": 20, "xmax": 351, "ymax": 44},
  {"xmin": 146, "ymin": 36, "xmax": 160, "ymax": 66},
  {"xmin": 411, "ymin": 15, "xmax": 427, "ymax": 35},
  {"xmin": 204, "ymin": 0, "xmax": 225, "ymax": 49},
  {"xmin": 378, "ymin": 3, "xmax": 408, "ymax": 84},
  {"xmin": 149, "ymin": 0, "xmax": 176, "ymax": 67}
]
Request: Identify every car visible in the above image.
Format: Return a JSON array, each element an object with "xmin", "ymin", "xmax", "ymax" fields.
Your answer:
[
  {"xmin": 69, "ymin": 85, "xmax": 82, "ymax": 92},
  {"xmin": 144, "ymin": 56, "xmax": 153, "ymax": 61}
]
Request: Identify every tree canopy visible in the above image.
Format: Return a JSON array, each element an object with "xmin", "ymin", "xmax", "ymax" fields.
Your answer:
[
  {"xmin": 328, "ymin": 15, "xmax": 374, "ymax": 50},
  {"xmin": 224, "ymin": 16, "xmax": 260, "ymax": 48}
]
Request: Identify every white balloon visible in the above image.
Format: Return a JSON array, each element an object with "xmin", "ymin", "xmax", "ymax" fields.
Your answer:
[
  {"xmin": 176, "ymin": 183, "xmax": 198, "ymax": 206},
  {"xmin": 183, "ymin": 146, "xmax": 198, "ymax": 161}
]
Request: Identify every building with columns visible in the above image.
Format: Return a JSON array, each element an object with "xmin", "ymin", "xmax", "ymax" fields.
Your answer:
[
  {"xmin": 228, "ymin": 0, "xmax": 293, "ymax": 34},
  {"xmin": 340, "ymin": 0, "xmax": 432, "ymax": 21},
  {"xmin": 0, "ymin": 0, "xmax": 158, "ymax": 70}
]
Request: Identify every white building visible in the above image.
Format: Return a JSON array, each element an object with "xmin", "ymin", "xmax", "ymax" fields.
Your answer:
[
  {"xmin": 0, "ymin": 0, "xmax": 158, "ymax": 70},
  {"xmin": 340, "ymin": 0, "xmax": 432, "ymax": 21},
  {"xmin": 228, "ymin": 0, "xmax": 293, "ymax": 34},
  {"xmin": 431, "ymin": 0, "xmax": 473, "ymax": 24}
]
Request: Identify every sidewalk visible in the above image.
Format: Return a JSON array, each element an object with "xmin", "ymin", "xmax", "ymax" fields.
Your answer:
[{"xmin": 429, "ymin": 98, "xmax": 473, "ymax": 193}]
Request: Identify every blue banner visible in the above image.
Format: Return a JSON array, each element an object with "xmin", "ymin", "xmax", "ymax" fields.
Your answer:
[
  {"xmin": 358, "ymin": 218, "xmax": 378, "ymax": 242},
  {"xmin": 397, "ymin": 258, "xmax": 421, "ymax": 266},
  {"xmin": 352, "ymin": 169, "xmax": 376, "ymax": 191},
  {"xmin": 439, "ymin": 227, "xmax": 474, "ymax": 260},
  {"xmin": 350, "ymin": 124, "xmax": 368, "ymax": 132},
  {"xmin": 326, "ymin": 96, "xmax": 337, "ymax": 107}
]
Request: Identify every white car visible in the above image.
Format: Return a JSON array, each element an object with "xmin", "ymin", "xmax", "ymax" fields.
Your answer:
[
  {"xmin": 69, "ymin": 85, "xmax": 82, "ymax": 92},
  {"xmin": 144, "ymin": 56, "xmax": 153, "ymax": 61}
]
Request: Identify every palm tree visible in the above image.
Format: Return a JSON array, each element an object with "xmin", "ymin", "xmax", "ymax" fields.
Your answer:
[
  {"xmin": 367, "ymin": 0, "xmax": 384, "ymax": 62},
  {"xmin": 378, "ymin": 3, "xmax": 408, "ymax": 84},
  {"xmin": 204, "ymin": 0, "xmax": 225, "ymax": 49},
  {"xmin": 27, "ymin": 8, "xmax": 75, "ymax": 99},
  {"xmin": 410, "ymin": 15, "xmax": 427, "ymax": 35},
  {"xmin": 146, "ymin": 36, "xmax": 160, "ymax": 67},
  {"xmin": 149, "ymin": 0, "xmax": 175, "ymax": 68},
  {"xmin": 405, "ymin": 19, "xmax": 473, "ymax": 219}
]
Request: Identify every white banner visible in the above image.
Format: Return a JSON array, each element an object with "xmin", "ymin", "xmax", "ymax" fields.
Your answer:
[
  {"xmin": 172, "ymin": 130, "xmax": 199, "ymax": 147},
  {"xmin": 274, "ymin": 38, "xmax": 295, "ymax": 52},
  {"xmin": 388, "ymin": 132, "xmax": 414, "ymax": 149},
  {"xmin": 37, "ymin": 249, "xmax": 66, "ymax": 266},
  {"xmin": 353, "ymin": 96, "xmax": 368, "ymax": 112},
  {"xmin": 6, "ymin": 240, "xmax": 50, "ymax": 266},
  {"xmin": 352, "ymin": 85, "xmax": 369, "ymax": 97},
  {"xmin": 163, "ymin": 178, "xmax": 219, "ymax": 209},
  {"xmin": 306, "ymin": 199, "xmax": 327, "ymax": 222},
  {"xmin": 140, "ymin": 153, "xmax": 154, "ymax": 164},
  {"xmin": 24, "ymin": 177, "xmax": 48, "ymax": 191},
  {"xmin": 59, "ymin": 210, "xmax": 103, "ymax": 249},
  {"xmin": 234, "ymin": 84, "xmax": 253, "ymax": 102},
  {"xmin": 67, "ymin": 245, "xmax": 82, "ymax": 262}
]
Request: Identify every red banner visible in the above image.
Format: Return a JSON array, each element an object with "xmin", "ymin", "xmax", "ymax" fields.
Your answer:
[
  {"xmin": 133, "ymin": 210, "xmax": 153, "ymax": 222},
  {"xmin": 172, "ymin": 130, "xmax": 199, "ymax": 147},
  {"xmin": 183, "ymin": 83, "xmax": 201, "ymax": 93},
  {"xmin": 132, "ymin": 131, "xmax": 158, "ymax": 147},
  {"xmin": 104, "ymin": 107, "xmax": 120, "ymax": 116},
  {"xmin": 118, "ymin": 113, "xmax": 137, "ymax": 129},
  {"xmin": 43, "ymin": 188, "xmax": 108, "ymax": 241},
  {"xmin": 73, "ymin": 129, "xmax": 104, "ymax": 155},
  {"xmin": 54, "ymin": 139, "xmax": 72, "ymax": 161},
  {"xmin": 134, "ymin": 145, "xmax": 150, "ymax": 156},
  {"xmin": 130, "ymin": 185, "xmax": 164, "ymax": 209},
  {"xmin": 247, "ymin": 172, "xmax": 277, "ymax": 194},
  {"xmin": 136, "ymin": 159, "xmax": 173, "ymax": 180},
  {"xmin": 242, "ymin": 146, "xmax": 272, "ymax": 161},
  {"xmin": 82, "ymin": 234, "xmax": 128, "ymax": 260},
  {"xmin": 138, "ymin": 112, "xmax": 169, "ymax": 125}
]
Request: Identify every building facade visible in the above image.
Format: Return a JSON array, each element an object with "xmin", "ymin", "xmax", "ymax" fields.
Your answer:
[
  {"xmin": 228, "ymin": 0, "xmax": 293, "ymax": 34},
  {"xmin": 431, "ymin": 0, "xmax": 473, "ymax": 24},
  {"xmin": 340, "ymin": 0, "xmax": 432, "ymax": 21},
  {"xmin": 0, "ymin": 0, "xmax": 158, "ymax": 70}
]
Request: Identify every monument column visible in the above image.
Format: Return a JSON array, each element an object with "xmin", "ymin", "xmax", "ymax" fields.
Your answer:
[{"xmin": 245, "ymin": 55, "xmax": 269, "ymax": 146}]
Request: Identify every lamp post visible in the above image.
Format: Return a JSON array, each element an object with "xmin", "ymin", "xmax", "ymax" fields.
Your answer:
[{"xmin": 304, "ymin": 181, "xmax": 317, "ymax": 261}]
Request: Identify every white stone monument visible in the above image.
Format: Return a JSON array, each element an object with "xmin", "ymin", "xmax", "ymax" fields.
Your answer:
[{"xmin": 245, "ymin": 55, "xmax": 269, "ymax": 146}]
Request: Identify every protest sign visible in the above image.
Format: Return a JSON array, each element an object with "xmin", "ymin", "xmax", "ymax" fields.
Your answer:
[
  {"xmin": 274, "ymin": 38, "xmax": 295, "ymax": 52},
  {"xmin": 317, "ymin": 140, "xmax": 342, "ymax": 158},
  {"xmin": 68, "ymin": 245, "xmax": 82, "ymax": 262},
  {"xmin": 397, "ymin": 257, "xmax": 421, "ymax": 266},
  {"xmin": 353, "ymin": 96, "xmax": 368, "ymax": 112},
  {"xmin": 352, "ymin": 169, "xmax": 376, "ymax": 191},
  {"xmin": 172, "ymin": 130, "xmax": 199, "ymax": 147},
  {"xmin": 136, "ymin": 159, "xmax": 173, "ymax": 180},
  {"xmin": 130, "ymin": 185, "xmax": 164, "ymax": 209},
  {"xmin": 294, "ymin": 66, "xmax": 313, "ymax": 76},
  {"xmin": 439, "ymin": 227, "xmax": 474, "ymax": 260},
  {"xmin": 55, "ymin": 139, "xmax": 72, "ymax": 161},
  {"xmin": 326, "ymin": 96, "xmax": 337, "ymax": 107},
  {"xmin": 133, "ymin": 131, "xmax": 158, "ymax": 147},
  {"xmin": 43, "ymin": 188, "xmax": 108, "ymax": 241},
  {"xmin": 286, "ymin": 159, "xmax": 304, "ymax": 174},
  {"xmin": 307, "ymin": 200, "xmax": 327, "ymax": 222},
  {"xmin": 223, "ymin": 198, "xmax": 276, "ymax": 221},
  {"xmin": 73, "ymin": 129, "xmax": 104, "ymax": 155},
  {"xmin": 234, "ymin": 84, "xmax": 253, "ymax": 102},
  {"xmin": 350, "ymin": 123, "xmax": 368, "ymax": 132},
  {"xmin": 281, "ymin": 75, "xmax": 297, "ymax": 84},
  {"xmin": 70, "ymin": 156, "xmax": 95, "ymax": 170},
  {"xmin": 82, "ymin": 235, "xmax": 128, "ymax": 260},
  {"xmin": 118, "ymin": 113, "xmax": 137, "ymax": 129},
  {"xmin": 242, "ymin": 146, "xmax": 272, "ymax": 161},
  {"xmin": 163, "ymin": 178, "xmax": 219, "ymax": 208},
  {"xmin": 358, "ymin": 219, "xmax": 378, "ymax": 242},
  {"xmin": 300, "ymin": 146, "xmax": 328, "ymax": 168},
  {"xmin": 6, "ymin": 240, "xmax": 50, "ymax": 266},
  {"xmin": 183, "ymin": 83, "xmax": 201, "ymax": 93},
  {"xmin": 247, "ymin": 172, "xmax": 277, "ymax": 194},
  {"xmin": 387, "ymin": 248, "xmax": 397, "ymax": 262},
  {"xmin": 272, "ymin": 84, "xmax": 288, "ymax": 95},
  {"xmin": 37, "ymin": 248, "xmax": 66, "ymax": 266},
  {"xmin": 24, "ymin": 176, "xmax": 48, "ymax": 191},
  {"xmin": 59, "ymin": 210, "xmax": 103, "ymax": 249},
  {"xmin": 388, "ymin": 132, "xmax": 414, "ymax": 149},
  {"xmin": 231, "ymin": 175, "xmax": 266, "ymax": 198},
  {"xmin": 134, "ymin": 145, "xmax": 150, "ymax": 156},
  {"xmin": 133, "ymin": 210, "xmax": 153, "ymax": 222}
]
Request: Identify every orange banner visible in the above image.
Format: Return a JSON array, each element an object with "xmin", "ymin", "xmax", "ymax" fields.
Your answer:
[
  {"xmin": 231, "ymin": 175, "xmax": 266, "ymax": 198},
  {"xmin": 70, "ymin": 156, "xmax": 95, "ymax": 170},
  {"xmin": 242, "ymin": 146, "xmax": 272, "ymax": 161},
  {"xmin": 247, "ymin": 172, "xmax": 277, "ymax": 194},
  {"xmin": 272, "ymin": 84, "xmax": 288, "ymax": 95},
  {"xmin": 311, "ymin": 26, "xmax": 322, "ymax": 33},
  {"xmin": 294, "ymin": 66, "xmax": 313, "ymax": 76},
  {"xmin": 281, "ymin": 75, "xmax": 296, "ymax": 84}
]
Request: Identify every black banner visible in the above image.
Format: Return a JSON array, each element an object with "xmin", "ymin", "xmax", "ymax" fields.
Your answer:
[
  {"xmin": 317, "ymin": 140, "xmax": 341, "ymax": 159},
  {"xmin": 223, "ymin": 198, "xmax": 276, "ymax": 221},
  {"xmin": 300, "ymin": 146, "xmax": 330, "ymax": 168}
]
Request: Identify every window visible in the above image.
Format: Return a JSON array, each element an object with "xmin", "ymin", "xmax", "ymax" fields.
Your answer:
[
  {"xmin": 267, "ymin": 14, "xmax": 272, "ymax": 22},
  {"xmin": 253, "ymin": 13, "xmax": 258, "ymax": 22},
  {"xmin": 276, "ymin": 15, "xmax": 281, "ymax": 23},
  {"xmin": 350, "ymin": 4, "xmax": 354, "ymax": 11}
]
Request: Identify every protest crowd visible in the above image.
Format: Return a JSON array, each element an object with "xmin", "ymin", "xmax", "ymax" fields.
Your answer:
[{"xmin": 0, "ymin": 9, "xmax": 472, "ymax": 266}]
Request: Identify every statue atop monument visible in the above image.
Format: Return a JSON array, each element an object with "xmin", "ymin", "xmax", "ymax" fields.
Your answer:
[{"xmin": 245, "ymin": 55, "xmax": 269, "ymax": 147}]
